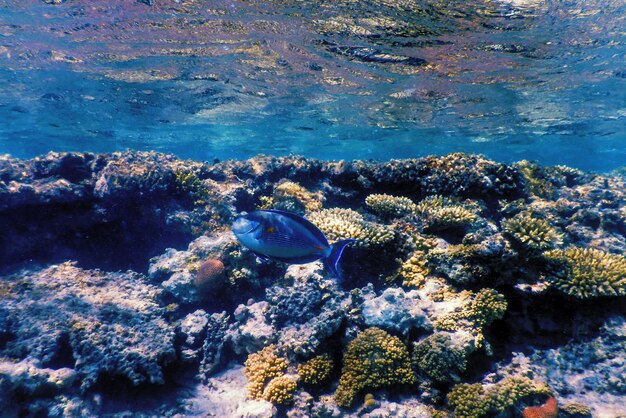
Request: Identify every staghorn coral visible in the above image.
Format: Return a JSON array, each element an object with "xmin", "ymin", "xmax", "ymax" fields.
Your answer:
[
  {"xmin": 309, "ymin": 208, "xmax": 394, "ymax": 247},
  {"xmin": 411, "ymin": 332, "xmax": 467, "ymax": 384},
  {"xmin": 334, "ymin": 327, "xmax": 415, "ymax": 407},
  {"xmin": 522, "ymin": 396, "xmax": 558, "ymax": 418},
  {"xmin": 543, "ymin": 248, "xmax": 626, "ymax": 298},
  {"xmin": 262, "ymin": 375, "xmax": 298, "ymax": 405},
  {"xmin": 297, "ymin": 354, "xmax": 334, "ymax": 386},
  {"xmin": 448, "ymin": 377, "xmax": 551, "ymax": 418},
  {"xmin": 365, "ymin": 193, "xmax": 416, "ymax": 218},
  {"xmin": 502, "ymin": 212, "xmax": 563, "ymax": 251},
  {"xmin": 243, "ymin": 345, "xmax": 288, "ymax": 400}
]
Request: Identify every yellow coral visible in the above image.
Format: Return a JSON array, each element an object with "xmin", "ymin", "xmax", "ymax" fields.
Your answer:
[
  {"xmin": 544, "ymin": 247, "xmax": 626, "ymax": 298},
  {"xmin": 297, "ymin": 354, "xmax": 333, "ymax": 385},
  {"xmin": 262, "ymin": 375, "xmax": 298, "ymax": 405},
  {"xmin": 244, "ymin": 345, "xmax": 288, "ymax": 400},
  {"xmin": 334, "ymin": 328, "xmax": 415, "ymax": 407},
  {"xmin": 414, "ymin": 195, "xmax": 479, "ymax": 230},
  {"xmin": 502, "ymin": 212, "xmax": 562, "ymax": 251},
  {"xmin": 365, "ymin": 193, "xmax": 416, "ymax": 218},
  {"xmin": 309, "ymin": 208, "xmax": 394, "ymax": 247},
  {"xmin": 274, "ymin": 180, "xmax": 324, "ymax": 212},
  {"xmin": 399, "ymin": 251, "xmax": 430, "ymax": 288},
  {"xmin": 448, "ymin": 377, "xmax": 551, "ymax": 418}
]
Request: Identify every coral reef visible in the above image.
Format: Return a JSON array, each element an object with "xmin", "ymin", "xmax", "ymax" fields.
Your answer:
[
  {"xmin": 0, "ymin": 151, "xmax": 624, "ymax": 416},
  {"xmin": 544, "ymin": 247, "xmax": 626, "ymax": 298},
  {"xmin": 411, "ymin": 332, "xmax": 467, "ymax": 384},
  {"xmin": 365, "ymin": 193, "xmax": 416, "ymax": 218},
  {"xmin": 522, "ymin": 396, "xmax": 558, "ymax": 418},
  {"xmin": 502, "ymin": 212, "xmax": 563, "ymax": 251},
  {"xmin": 309, "ymin": 208, "xmax": 395, "ymax": 248},
  {"xmin": 244, "ymin": 345, "xmax": 288, "ymax": 400},
  {"xmin": 298, "ymin": 354, "xmax": 334, "ymax": 386},
  {"xmin": 334, "ymin": 327, "xmax": 415, "ymax": 407}
]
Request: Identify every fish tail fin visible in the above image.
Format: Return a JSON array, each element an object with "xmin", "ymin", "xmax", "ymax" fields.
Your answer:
[{"xmin": 324, "ymin": 239, "xmax": 356, "ymax": 280}]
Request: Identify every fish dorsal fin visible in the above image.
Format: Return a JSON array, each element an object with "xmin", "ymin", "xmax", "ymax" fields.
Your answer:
[{"xmin": 260, "ymin": 209, "xmax": 329, "ymax": 247}]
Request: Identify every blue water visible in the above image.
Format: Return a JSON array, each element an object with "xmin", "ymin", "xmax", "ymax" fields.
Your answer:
[{"xmin": 1, "ymin": 0, "xmax": 625, "ymax": 171}]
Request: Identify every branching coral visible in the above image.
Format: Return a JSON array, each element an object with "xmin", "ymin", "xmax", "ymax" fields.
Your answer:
[
  {"xmin": 543, "ymin": 248, "xmax": 626, "ymax": 298},
  {"xmin": 244, "ymin": 345, "xmax": 288, "ymax": 400},
  {"xmin": 334, "ymin": 327, "xmax": 415, "ymax": 407},
  {"xmin": 297, "ymin": 354, "xmax": 334, "ymax": 385},
  {"xmin": 411, "ymin": 332, "xmax": 467, "ymax": 384},
  {"xmin": 502, "ymin": 212, "xmax": 562, "ymax": 251},
  {"xmin": 262, "ymin": 375, "xmax": 298, "ymax": 405},
  {"xmin": 365, "ymin": 194, "xmax": 416, "ymax": 218},
  {"xmin": 448, "ymin": 377, "xmax": 551, "ymax": 418},
  {"xmin": 174, "ymin": 169, "xmax": 211, "ymax": 205},
  {"xmin": 435, "ymin": 289, "xmax": 507, "ymax": 348},
  {"xmin": 309, "ymin": 208, "xmax": 394, "ymax": 247},
  {"xmin": 259, "ymin": 180, "xmax": 324, "ymax": 213},
  {"xmin": 414, "ymin": 195, "xmax": 479, "ymax": 231}
]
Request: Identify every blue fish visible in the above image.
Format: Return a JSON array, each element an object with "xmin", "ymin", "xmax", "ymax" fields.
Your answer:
[{"xmin": 231, "ymin": 209, "xmax": 355, "ymax": 279}]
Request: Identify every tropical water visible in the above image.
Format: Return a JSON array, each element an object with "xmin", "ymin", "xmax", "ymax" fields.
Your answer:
[
  {"xmin": 1, "ymin": 2, "xmax": 626, "ymax": 418},
  {"xmin": 1, "ymin": 0, "xmax": 625, "ymax": 171}
]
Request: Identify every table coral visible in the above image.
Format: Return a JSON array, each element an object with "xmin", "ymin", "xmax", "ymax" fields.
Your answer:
[
  {"xmin": 244, "ymin": 345, "xmax": 288, "ymax": 400},
  {"xmin": 334, "ymin": 327, "xmax": 415, "ymax": 407},
  {"xmin": 543, "ymin": 247, "xmax": 626, "ymax": 298},
  {"xmin": 365, "ymin": 193, "xmax": 417, "ymax": 218}
]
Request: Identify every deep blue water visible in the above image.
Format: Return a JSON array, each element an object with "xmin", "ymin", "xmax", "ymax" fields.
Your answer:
[{"xmin": 1, "ymin": 0, "xmax": 625, "ymax": 171}]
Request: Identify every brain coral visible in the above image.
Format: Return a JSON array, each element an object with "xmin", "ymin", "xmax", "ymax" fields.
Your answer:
[
  {"xmin": 502, "ymin": 212, "xmax": 562, "ymax": 251},
  {"xmin": 334, "ymin": 327, "xmax": 415, "ymax": 407},
  {"xmin": 243, "ymin": 345, "xmax": 288, "ymax": 400},
  {"xmin": 309, "ymin": 208, "xmax": 394, "ymax": 247},
  {"xmin": 543, "ymin": 247, "xmax": 626, "ymax": 298}
]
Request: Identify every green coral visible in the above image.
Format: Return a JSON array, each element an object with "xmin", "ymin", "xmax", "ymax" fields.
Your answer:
[
  {"xmin": 435, "ymin": 289, "xmax": 507, "ymax": 348},
  {"xmin": 502, "ymin": 212, "xmax": 562, "ymax": 251},
  {"xmin": 297, "ymin": 354, "xmax": 333, "ymax": 385},
  {"xmin": 365, "ymin": 193, "xmax": 416, "ymax": 218},
  {"xmin": 244, "ymin": 345, "xmax": 288, "ymax": 400},
  {"xmin": 309, "ymin": 208, "xmax": 394, "ymax": 247},
  {"xmin": 561, "ymin": 402, "xmax": 592, "ymax": 417},
  {"xmin": 448, "ymin": 377, "xmax": 550, "ymax": 418},
  {"xmin": 334, "ymin": 327, "xmax": 415, "ymax": 407},
  {"xmin": 262, "ymin": 375, "xmax": 298, "ymax": 405},
  {"xmin": 174, "ymin": 169, "xmax": 211, "ymax": 205},
  {"xmin": 544, "ymin": 247, "xmax": 626, "ymax": 299},
  {"xmin": 411, "ymin": 333, "xmax": 467, "ymax": 384}
]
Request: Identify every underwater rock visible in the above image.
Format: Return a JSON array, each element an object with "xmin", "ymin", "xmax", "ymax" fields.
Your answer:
[
  {"xmin": 360, "ymin": 287, "xmax": 431, "ymax": 335},
  {"xmin": 199, "ymin": 311, "xmax": 230, "ymax": 378},
  {"xmin": 227, "ymin": 301, "xmax": 277, "ymax": 355},
  {"xmin": 178, "ymin": 309, "xmax": 210, "ymax": 362}
]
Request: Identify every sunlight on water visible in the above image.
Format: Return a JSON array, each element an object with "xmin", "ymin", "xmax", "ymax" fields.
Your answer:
[{"xmin": 0, "ymin": 0, "xmax": 625, "ymax": 170}]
